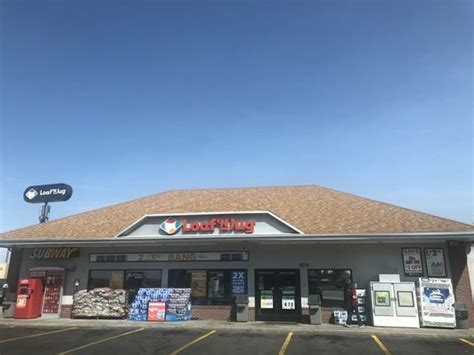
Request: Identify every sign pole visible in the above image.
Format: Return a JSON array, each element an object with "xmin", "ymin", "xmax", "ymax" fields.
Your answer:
[{"xmin": 39, "ymin": 202, "xmax": 50, "ymax": 224}]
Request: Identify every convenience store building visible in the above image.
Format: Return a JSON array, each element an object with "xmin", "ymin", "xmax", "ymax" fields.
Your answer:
[{"xmin": 1, "ymin": 185, "xmax": 473, "ymax": 324}]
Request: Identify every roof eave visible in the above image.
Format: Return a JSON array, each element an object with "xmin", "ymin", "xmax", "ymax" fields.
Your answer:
[{"xmin": 1, "ymin": 231, "xmax": 473, "ymax": 248}]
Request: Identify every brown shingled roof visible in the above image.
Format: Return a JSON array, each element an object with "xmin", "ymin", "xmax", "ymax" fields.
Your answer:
[{"xmin": 0, "ymin": 185, "xmax": 472, "ymax": 240}]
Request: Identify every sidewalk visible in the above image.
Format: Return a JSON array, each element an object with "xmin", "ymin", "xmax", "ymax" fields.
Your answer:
[{"xmin": 1, "ymin": 318, "xmax": 473, "ymax": 339}]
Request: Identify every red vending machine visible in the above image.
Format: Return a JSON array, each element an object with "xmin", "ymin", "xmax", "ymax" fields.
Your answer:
[{"xmin": 15, "ymin": 279, "xmax": 44, "ymax": 319}]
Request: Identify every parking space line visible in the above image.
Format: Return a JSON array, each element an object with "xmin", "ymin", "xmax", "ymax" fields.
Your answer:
[
  {"xmin": 0, "ymin": 327, "xmax": 77, "ymax": 344},
  {"xmin": 278, "ymin": 332, "xmax": 293, "ymax": 355},
  {"xmin": 58, "ymin": 327, "xmax": 145, "ymax": 354},
  {"xmin": 459, "ymin": 338, "xmax": 474, "ymax": 347},
  {"xmin": 371, "ymin": 335, "xmax": 391, "ymax": 355},
  {"xmin": 170, "ymin": 330, "xmax": 216, "ymax": 355}
]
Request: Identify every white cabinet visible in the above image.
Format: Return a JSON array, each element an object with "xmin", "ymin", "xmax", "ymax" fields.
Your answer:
[{"xmin": 370, "ymin": 281, "xmax": 420, "ymax": 328}]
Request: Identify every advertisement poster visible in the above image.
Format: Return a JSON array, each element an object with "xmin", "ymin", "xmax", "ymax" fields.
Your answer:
[
  {"xmin": 147, "ymin": 302, "xmax": 166, "ymax": 322},
  {"xmin": 191, "ymin": 271, "xmax": 207, "ymax": 298},
  {"xmin": 402, "ymin": 248, "xmax": 423, "ymax": 276},
  {"xmin": 207, "ymin": 271, "xmax": 224, "ymax": 299},
  {"xmin": 418, "ymin": 278, "xmax": 455, "ymax": 328},
  {"xmin": 231, "ymin": 271, "xmax": 246, "ymax": 296},
  {"xmin": 260, "ymin": 290, "xmax": 274, "ymax": 309},
  {"xmin": 425, "ymin": 249, "xmax": 447, "ymax": 277},
  {"xmin": 109, "ymin": 271, "xmax": 125, "ymax": 289}
]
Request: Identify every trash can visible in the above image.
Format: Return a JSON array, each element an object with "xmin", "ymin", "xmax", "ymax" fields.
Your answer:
[
  {"xmin": 454, "ymin": 303, "xmax": 469, "ymax": 329},
  {"xmin": 308, "ymin": 295, "xmax": 322, "ymax": 325},
  {"xmin": 235, "ymin": 295, "xmax": 249, "ymax": 322}
]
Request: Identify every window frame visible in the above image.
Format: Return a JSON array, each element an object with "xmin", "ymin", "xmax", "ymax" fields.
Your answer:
[
  {"xmin": 307, "ymin": 268, "xmax": 353, "ymax": 307},
  {"xmin": 168, "ymin": 268, "xmax": 248, "ymax": 305},
  {"xmin": 87, "ymin": 269, "xmax": 163, "ymax": 290}
]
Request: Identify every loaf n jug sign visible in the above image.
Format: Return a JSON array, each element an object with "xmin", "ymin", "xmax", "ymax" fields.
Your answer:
[
  {"xmin": 23, "ymin": 183, "xmax": 73, "ymax": 223},
  {"xmin": 23, "ymin": 183, "xmax": 73, "ymax": 203}
]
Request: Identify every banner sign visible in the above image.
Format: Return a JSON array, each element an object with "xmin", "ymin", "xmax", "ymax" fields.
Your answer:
[
  {"xmin": 425, "ymin": 248, "xmax": 447, "ymax": 277},
  {"xmin": 418, "ymin": 278, "xmax": 456, "ymax": 328},
  {"xmin": 23, "ymin": 183, "xmax": 73, "ymax": 203},
  {"xmin": 29, "ymin": 248, "xmax": 79, "ymax": 260},
  {"xmin": 90, "ymin": 251, "xmax": 249, "ymax": 263},
  {"xmin": 402, "ymin": 248, "xmax": 423, "ymax": 276},
  {"xmin": 129, "ymin": 288, "xmax": 192, "ymax": 322}
]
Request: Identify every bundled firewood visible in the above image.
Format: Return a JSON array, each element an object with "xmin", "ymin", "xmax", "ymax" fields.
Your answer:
[{"xmin": 72, "ymin": 288, "xmax": 128, "ymax": 318}]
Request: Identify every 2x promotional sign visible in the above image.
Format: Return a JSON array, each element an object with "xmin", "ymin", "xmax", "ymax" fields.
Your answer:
[{"xmin": 23, "ymin": 183, "xmax": 73, "ymax": 203}]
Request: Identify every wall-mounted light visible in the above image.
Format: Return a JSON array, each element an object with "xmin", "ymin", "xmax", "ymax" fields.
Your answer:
[{"xmin": 74, "ymin": 279, "xmax": 80, "ymax": 289}]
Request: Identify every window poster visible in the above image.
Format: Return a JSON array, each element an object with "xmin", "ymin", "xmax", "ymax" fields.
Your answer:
[
  {"xmin": 260, "ymin": 290, "xmax": 274, "ymax": 309},
  {"xmin": 282, "ymin": 295, "xmax": 295, "ymax": 310},
  {"xmin": 207, "ymin": 271, "xmax": 225, "ymax": 299},
  {"xmin": 425, "ymin": 249, "xmax": 447, "ymax": 277},
  {"xmin": 109, "ymin": 271, "xmax": 124, "ymax": 289},
  {"xmin": 402, "ymin": 248, "xmax": 423, "ymax": 276},
  {"xmin": 191, "ymin": 271, "xmax": 207, "ymax": 298},
  {"xmin": 231, "ymin": 271, "xmax": 246, "ymax": 296}
]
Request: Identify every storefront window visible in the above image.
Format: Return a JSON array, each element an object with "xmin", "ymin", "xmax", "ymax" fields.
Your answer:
[
  {"xmin": 89, "ymin": 270, "xmax": 121, "ymax": 289},
  {"xmin": 88, "ymin": 269, "xmax": 162, "ymax": 298},
  {"xmin": 168, "ymin": 269, "xmax": 247, "ymax": 305},
  {"xmin": 308, "ymin": 269, "xmax": 352, "ymax": 307}
]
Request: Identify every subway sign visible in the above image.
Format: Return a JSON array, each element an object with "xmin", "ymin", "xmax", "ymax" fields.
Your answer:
[
  {"xmin": 29, "ymin": 248, "xmax": 79, "ymax": 260},
  {"xmin": 160, "ymin": 217, "xmax": 256, "ymax": 235}
]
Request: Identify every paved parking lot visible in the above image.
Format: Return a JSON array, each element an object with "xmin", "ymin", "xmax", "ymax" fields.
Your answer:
[{"xmin": 0, "ymin": 324, "xmax": 473, "ymax": 354}]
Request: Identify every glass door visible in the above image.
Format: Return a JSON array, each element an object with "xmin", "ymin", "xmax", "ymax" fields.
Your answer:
[{"xmin": 255, "ymin": 269, "xmax": 300, "ymax": 322}]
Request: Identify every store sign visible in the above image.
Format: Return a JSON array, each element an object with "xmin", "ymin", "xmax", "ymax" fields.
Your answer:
[
  {"xmin": 29, "ymin": 247, "xmax": 79, "ymax": 260},
  {"xmin": 159, "ymin": 217, "xmax": 256, "ymax": 235},
  {"xmin": 23, "ymin": 183, "xmax": 73, "ymax": 203},
  {"xmin": 90, "ymin": 251, "xmax": 249, "ymax": 263},
  {"xmin": 120, "ymin": 212, "xmax": 301, "ymax": 238}
]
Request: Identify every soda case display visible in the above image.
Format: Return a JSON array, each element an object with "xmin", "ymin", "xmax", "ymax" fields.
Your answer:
[
  {"xmin": 351, "ymin": 289, "xmax": 368, "ymax": 324},
  {"xmin": 333, "ymin": 309, "xmax": 348, "ymax": 325},
  {"xmin": 418, "ymin": 278, "xmax": 456, "ymax": 328},
  {"xmin": 129, "ymin": 288, "xmax": 192, "ymax": 322}
]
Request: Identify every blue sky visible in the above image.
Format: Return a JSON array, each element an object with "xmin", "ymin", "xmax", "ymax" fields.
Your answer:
[{"xmin": 0, "ymin": 0, "xmax": 472, "ymax": 248}]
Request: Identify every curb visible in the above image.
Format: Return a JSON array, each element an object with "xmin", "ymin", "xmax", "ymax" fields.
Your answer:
[{"xmin": 1, "ymin": 319, "xmax": 472, "ymax": 339}]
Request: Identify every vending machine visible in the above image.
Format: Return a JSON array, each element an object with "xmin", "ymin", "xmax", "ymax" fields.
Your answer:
[
  {"xmin": 14, "ymin": 279, "xmax": 44, "ymax": 319},
  {"xmin": 41, "ymin": 272, "xmax": 63, "ymax": 318},
  {"xmin": 370, "ymin": 279, "xmax": 420, "ymax": 328},
  {"xmin": 418, "ymin": 278, "xmax": 456, "ymax": 328}
]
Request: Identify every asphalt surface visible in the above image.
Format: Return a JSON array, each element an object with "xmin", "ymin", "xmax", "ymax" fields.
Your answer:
[{"xmin": 0, "ymin": 324, "xmax": 473, "ymax": 355}]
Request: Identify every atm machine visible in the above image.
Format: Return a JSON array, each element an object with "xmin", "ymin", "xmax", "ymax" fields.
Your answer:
[
  {"xmin": 370, "ymin": 275, "xmax": 420, "ymax": 328},
  {"xmin": 14, "ymin": 279, "xmax": 44, "ymax": 319}
]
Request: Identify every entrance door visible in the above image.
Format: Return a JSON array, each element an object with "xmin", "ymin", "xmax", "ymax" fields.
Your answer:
[{"xmin": 255, "ymin": 269, "xmax": 300, "ymax": 322}]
